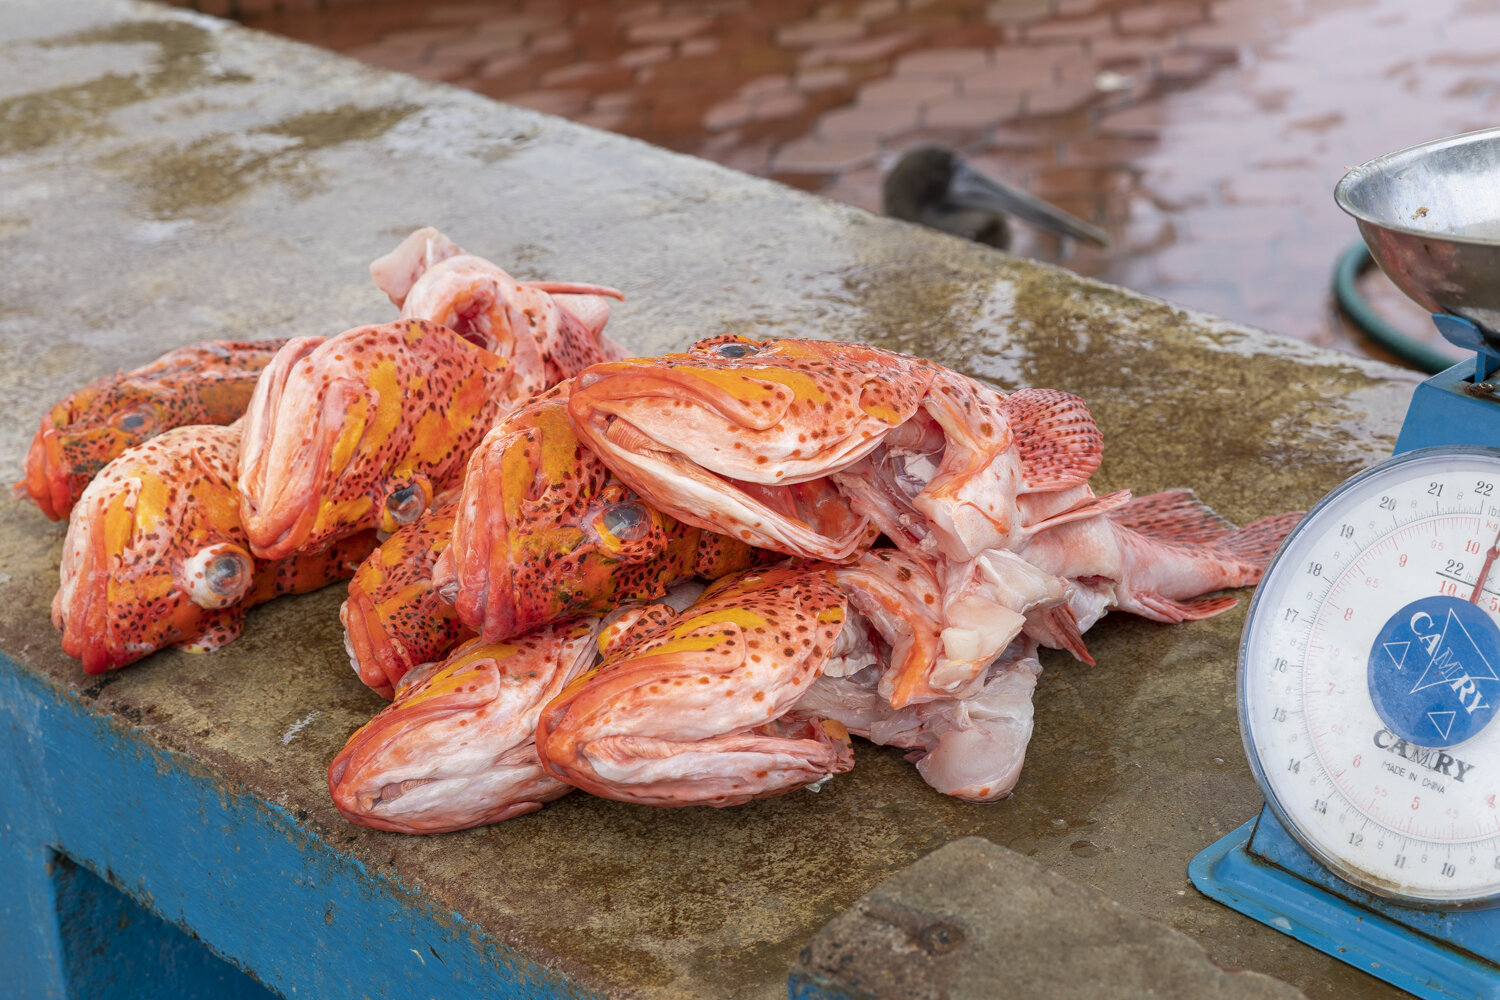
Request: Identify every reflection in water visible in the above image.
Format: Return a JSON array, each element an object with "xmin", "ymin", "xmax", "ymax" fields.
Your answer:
[{"xmin": 248, "ymin": 0, "xmax": 1500, "ymax": 366}]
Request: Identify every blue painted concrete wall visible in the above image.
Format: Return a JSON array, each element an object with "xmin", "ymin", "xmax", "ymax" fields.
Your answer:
[
  {"xmin": 51, "ymin": 854, "xmax": 277, "ymax": 999},
  {"xmin": 0, "ymin": 654, "xmax": 600, "ymax": 1000}
]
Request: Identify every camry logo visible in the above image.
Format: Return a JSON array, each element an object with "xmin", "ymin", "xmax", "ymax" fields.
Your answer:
[{"xmin": 1369, "ymin": 596, "xmax": 1500, "ymax": 748}]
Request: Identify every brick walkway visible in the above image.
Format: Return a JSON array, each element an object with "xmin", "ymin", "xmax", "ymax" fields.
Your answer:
[{"xmin": 241, "ymin": 0, "xmax": 1500, "ymax": 368}]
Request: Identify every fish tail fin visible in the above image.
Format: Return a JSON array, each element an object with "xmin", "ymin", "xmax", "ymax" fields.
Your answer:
[
  {"xmin": 1216, "ymin": 511, "xmax": 1303, "ymax": 569},
  {"xmin": 1112, "ymin": 490, "xmax": 1300, "ymax": 574},
  {"xmin": 1107, "ymin": 492, "xmax": 1302, "ymax": 622}
]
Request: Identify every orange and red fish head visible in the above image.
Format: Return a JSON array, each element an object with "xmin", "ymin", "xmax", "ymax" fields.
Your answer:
[
  {"xmin": 377, "ymin": 227, "xmax": 629, "ymax": 400},
  {"xmin": 328, "ymin": 621, "xmax": 602, "ymax": 834},
  {"xmin": 341, "ymin": 495, "xmax": 474, "ymax": 699},
  {"xmin": 564, "ymin": 336, "xmax": 914, "ymax": 560},
  {"xmin": 51, "ymin": 425, "xmax": 374, "ymax": 674},
  {"xmin": 237, "ymin": 321, "xmax": 511, "ymax": 561},
  {"xmin": 15, "ymin": 340, "xmax": 286, "ymax": 521},
  {"xmin": 438, "ymin": 387, "xmax": 702, "ymax": 644},
  {"xmin": 534, "ymin": 564, "xmax": 856, "ymax": 807},
  {"xmin": 569, "ymin": 335, "xmax": 935, "ymax": 487}
]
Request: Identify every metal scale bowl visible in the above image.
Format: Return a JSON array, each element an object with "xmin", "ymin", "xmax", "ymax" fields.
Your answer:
[
  {"xmin": 1341, "ymin": 126, "xmax": 1500, "ymax": 446},
  {"xmin": 1192, "ymin": 127, "xmax": 1500, "ymax": 1000}
]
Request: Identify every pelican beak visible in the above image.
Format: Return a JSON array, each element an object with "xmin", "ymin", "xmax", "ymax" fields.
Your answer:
[{"xmin": 948, "ymin": 157, "xmax": 1111, "ymax": 248}]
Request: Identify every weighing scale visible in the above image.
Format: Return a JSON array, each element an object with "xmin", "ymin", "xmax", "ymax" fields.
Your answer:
[{"xmin": 1191, "ymin": 127, "xmax": 1500, "ymax": 999}]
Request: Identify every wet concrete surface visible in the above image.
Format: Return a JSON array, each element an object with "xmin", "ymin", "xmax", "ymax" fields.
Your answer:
[
  {"xmin": 235, "ymin": 0, "xmax": 1500, "ymax": 370},
  {"xmin": 0, "ymin": 1, "xmax": 1429, "ymax": 997}
]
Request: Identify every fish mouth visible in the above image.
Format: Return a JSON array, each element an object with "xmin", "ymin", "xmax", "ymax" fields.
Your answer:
[
  {"xmin": 444, "ymin": 431, "xmax": 516, "ymax": 643},
  {"xmin": 238, "ymin": 336, "xmax": 353, "ymax": 560},
  {"xmin": 341, "ymin": 588, "xmax": 401, "ymax": 699},
  {"xmin": 16, "ymin": 424, "xmax": 74, "ymax": 521},
  {"xmin": 327, "ymin": 714, "xmax": 443, "ymax": 832},
  {"xmin": 54, "ymin": 488, "xmax": 132, "ymax": 673},
  {"xmin": 326, "ymin": 655, "xmax": 503, "ymax": 833}
]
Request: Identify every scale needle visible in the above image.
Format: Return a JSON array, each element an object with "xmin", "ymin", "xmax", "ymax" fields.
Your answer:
[{"xmin": 1470, "ymin": 526, "xmax": 1500, "ymax": 604}]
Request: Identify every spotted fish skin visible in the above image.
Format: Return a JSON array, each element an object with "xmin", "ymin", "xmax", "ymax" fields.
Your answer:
[
  {"xmin": 52, "ymin": 423, "xmax": 377, "ymax": 674},
  {"xmin": 534, "ymin": 565, "xmax": 854, "ymax": 808},
  {"xmin": 328, "ymin": 620, "xmax": 603, "ymax": 834},
  {"xmin": 237, "ymin": 320, "xmax": 512, "ymax": 561},
  {"xmin": 434, "ymin": 383, "xmax": 770, "ymax": 645},
  {"xmin": 16, "ymin": 339, "xmax": 287, "ymax": 521},
  {"xmin": 340, "ymin": 494, "xmax": 473, "ymax": 699}
]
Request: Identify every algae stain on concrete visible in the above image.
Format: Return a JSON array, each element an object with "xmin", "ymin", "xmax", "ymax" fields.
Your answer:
[
  {"xmin": 108, "ymin": 103, "xmax": 419, "ymax": 218},
  {"xmin": 264, "ymin": 104, "xmax": 419, "ymax": 150},
  {"xmin": 0, "ymin": 20, "xmax": 244, "ymax": 157}
]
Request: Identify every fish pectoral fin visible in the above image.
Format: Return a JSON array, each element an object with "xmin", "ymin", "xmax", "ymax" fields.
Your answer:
[
  {"xmin": 1026, "ymin": 604, "xmax": 1095, "ymax": 666},
  {"xmin": 1004, "ymin": 388, "xmax": 1104, "ymax": 490},
  {"xmin": 173, "ymin": 614, "xmax": 245, "ymax": 654},
  {"xmin": 1026, "ymin": 488, "xmax": 1133, "ymax": 536},
  {"xmin": 1126, "ymin": 591, "xmax": 1238, "ymax": 624}
]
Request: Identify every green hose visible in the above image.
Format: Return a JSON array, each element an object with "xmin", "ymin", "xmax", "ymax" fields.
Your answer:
[{"xmin": 1333, "ymin": 242, "xmax": 1453, "ymax": 374}]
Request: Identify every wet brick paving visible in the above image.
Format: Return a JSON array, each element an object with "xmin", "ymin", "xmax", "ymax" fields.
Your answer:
[{"xmin": 238, "ymin": 0, "xmax": 1500, "ymax": 369}]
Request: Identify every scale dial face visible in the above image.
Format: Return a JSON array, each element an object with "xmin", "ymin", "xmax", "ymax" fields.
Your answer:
[{"xmin": 1242, "ymin": 446, "xmax": 1500, "ymax": 907}]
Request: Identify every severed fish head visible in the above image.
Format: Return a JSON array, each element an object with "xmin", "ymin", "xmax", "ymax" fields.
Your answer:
[
  {"xmin": 16, "ymin": 340, "xmax": 286, "ymax": 521},
  {"xmin": 534, "ymin": 564, "xmax": 855, "ymax": 808},
  {"xmin": 52, "ymin": 424, "xmax": 373, "ymax": 673},
  {"xmin": 341, "ymin": 494, "xmax": 471, "ymax": 699},
  {"xmin": 435, "ymin": 385, "xmax": 704, "ymax": 644},
  {"xmin": 375, "ymin": 226, "xmax": 629, "ymax": 402},
  {"xmin": 237, "ymin": 321, "xmax": 511, "ymax": 560},
  {"xmin": 565, "ymin": 336, "xmax": 936, "ymax": 560},
  {"xmin": 327, "ymin": 620, "xmax": 603, "ymax": 834}
]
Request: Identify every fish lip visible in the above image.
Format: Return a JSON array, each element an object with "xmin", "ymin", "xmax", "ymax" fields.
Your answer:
[
  {"xmin": 55, "ymin": 501, "xmax": 120, "ymax": 673},
  {"xmin": 341, "ymin": 587, "xmax": 400, "ymax": 698},
  {"xmin": 241, "ymin": 498, "xmax": 321, "ymax": 562},
  {"xmin": 238, "ymin": 337, "xmax": 351, "ymax": 560},
  {"xmin": 326, "ymin": 698, "xmax": 470, "ymax": 828},
  {"xmin": 18, "ymin": 425, "xmax": 73, "ymax": 521},
  {"xmin": 56, "ymin": 583, "xmax": 112, "ymax": 673},
  {"xmin": 449, "ymin": 437, "xmax": 516, "ymax": 642},
  {"xmin": 573, "ymin": 362, "xmax": 791, "ymax": 434}
]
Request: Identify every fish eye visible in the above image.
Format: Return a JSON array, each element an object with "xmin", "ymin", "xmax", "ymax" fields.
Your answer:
[
  {"xmin": 711, "ymin": 342, "xmax": 759, "ymax": 359},
  {"xmin": 111, "ymin": 405, "xmax": 157, "ymax": 435},
  {"xmin": 599, "ymin": 502, "xmax": 652, "ymax": 541},
  {"xmin": 386, "ymin": 484, "xmax": 427, "ymax": 525},
  {"xmin": 181, "ymin": 543, "xmax": 254, "ymax": 609},
  {"xmin": 207, "ymin": 553, "xmax": 250, "ymax": 593}
]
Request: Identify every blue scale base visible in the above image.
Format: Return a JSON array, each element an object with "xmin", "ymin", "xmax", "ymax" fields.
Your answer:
[
  {"xmin": 1194, "ymin": 351, "xmax": 1500, "ymax": 999},
  {"xmin": 1394, "ymin": 357, "xmax": 1500, "ymax": 454},
  {"xmin": 1191, "ymin": 808, "xmax": 1500, "ymax": 1000}
]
